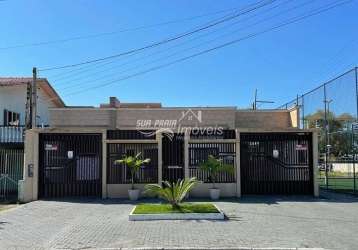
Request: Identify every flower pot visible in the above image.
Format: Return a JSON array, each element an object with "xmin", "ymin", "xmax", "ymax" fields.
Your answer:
[
  {"xmin": 209, "ymin": 188, "xmax": 220, "ymax": 200},
  {"xmin": 128, "ymin": 189, "xmax": 140, "ymax": 201}
]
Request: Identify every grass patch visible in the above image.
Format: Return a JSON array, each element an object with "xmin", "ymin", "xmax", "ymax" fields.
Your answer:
[{"xmin": 133, "ymin": 203, "xmax": 219, "ymax": 214}]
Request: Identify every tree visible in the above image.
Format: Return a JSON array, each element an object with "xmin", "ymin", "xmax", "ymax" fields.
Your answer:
[
  {"xmin": 144, "ymin": 178, "xmax": 200, "ymax": 209},
  {"xmin": 305, "ymin": 110, "xmax": 355, "ymax": 158},
  {"xmin": 115, "ymin": 152, "xmax": 150, "ymax": 190},
  {"xmin": 199, "ymin": 155, "xmax": 234, "ymax": 189}
]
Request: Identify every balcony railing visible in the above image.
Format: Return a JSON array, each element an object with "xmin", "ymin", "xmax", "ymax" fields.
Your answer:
[{"xmin": 0, "ymin": 126, "xmax": 25, "ymax": 143}]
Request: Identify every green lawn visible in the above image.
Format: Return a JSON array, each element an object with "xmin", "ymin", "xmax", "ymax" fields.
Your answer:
[
  {"xmin": 319, "ymin": 177, "xmax": 357, "ymax": 192},
  {"xmin": 133, "ymin": 203, "xmax": 219, "ymax": 214}
]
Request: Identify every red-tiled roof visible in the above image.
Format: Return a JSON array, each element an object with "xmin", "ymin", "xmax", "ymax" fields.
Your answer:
[
  {"xmin": 0, "ymin": 77, "xmax": 65, "ymax": 107},
  {"xmin": 0, "ymin": 77, "xmax": 39, "ymax": 86}
]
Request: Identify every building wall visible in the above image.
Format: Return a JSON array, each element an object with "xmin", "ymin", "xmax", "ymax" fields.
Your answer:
[
  {"xmin": 50, "ymin": 108, "xmax": 294, "ymax": 130},
  {"xmin": 50, "ymin": 108, "xmax": 112, "ymax": 127},
  {"xmin": 0, "ymin": 85, "xmax": 57, "ymax": 126},
  {"xmin": 19, "ymin": 127, "xmax": 318, "ymax": 202},
  {"xmin": 235, "ymin": 110, "xmax": 292, "ymax": 129}
]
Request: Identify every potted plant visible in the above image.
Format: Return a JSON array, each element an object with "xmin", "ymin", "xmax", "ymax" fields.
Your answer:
[
  {"xmin": 115, "ymin": 152, "xmax": 150, "ymax": 201},
  {"xmin": 199, "ymin": 155, "xmax": 234, "ymax": 200}
]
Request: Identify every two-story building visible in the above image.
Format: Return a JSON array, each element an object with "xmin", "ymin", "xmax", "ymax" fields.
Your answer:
[{"xmin": 0, "ymin": 77, "xmax": 64, "ymax": 200}]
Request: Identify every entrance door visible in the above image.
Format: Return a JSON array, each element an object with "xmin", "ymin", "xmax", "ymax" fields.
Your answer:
[
  {"xmin": 162, "ymin": 133, "xmax": 184, "ymax": 183},
  {"xmin": 240, "ymin": 133, "xmax": 313, "ymax": 195},
  {"xmin": 39, "ymin": 134, "xmax": 102, "ymax": 198}
]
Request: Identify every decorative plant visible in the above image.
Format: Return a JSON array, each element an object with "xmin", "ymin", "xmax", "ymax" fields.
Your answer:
[
  {"xmin": 199, "ymin": 155, "xmax": 234, "ymax": 189},
  {"xmin": 115, "ymin": 152, "xmax": 150, "ymax": 190},
  {"xmin": 144, "ymin": 177, "xmax": 200, "ymax": 209}
]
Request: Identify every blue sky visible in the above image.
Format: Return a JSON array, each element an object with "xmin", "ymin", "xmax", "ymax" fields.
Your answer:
[{"xmin": 0, "ymin": 0, "xmax": 357, "ymax": 108}]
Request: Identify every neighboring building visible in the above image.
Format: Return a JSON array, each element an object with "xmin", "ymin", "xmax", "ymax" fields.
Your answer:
[
  {"xmin": 0, "ymin": 78, "xmax": 64, "ymax": 144},
  {"xmin": 20, "ymin": 97, "xmax": 319, "ymax": 202},
  {"xmin": 0, "ymin": 77, "xmax": 64, "ymax": 200}
]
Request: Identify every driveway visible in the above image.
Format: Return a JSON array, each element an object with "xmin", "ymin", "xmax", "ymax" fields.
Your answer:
[{"xmin": 0, "ymin": 192, "xmax": 357, "ymax": 250}]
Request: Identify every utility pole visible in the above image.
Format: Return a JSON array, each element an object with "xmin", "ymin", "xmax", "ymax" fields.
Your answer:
[
  {"xmin": 31, "ymin": 67, "xmax": 37, "ymax": 129},
  {"xmin": 252, "ymin": 89, "xmax": 274, "ymax": 110}
]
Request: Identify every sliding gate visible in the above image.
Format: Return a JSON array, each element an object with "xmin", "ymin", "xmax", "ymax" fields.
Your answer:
[
  {"xmin": 240, "ymin": 133, "xmax": 313, "ymax": 195},
  {"xmin": 39, "ymin": 134, "xmax": 102, "ymax": 198}
]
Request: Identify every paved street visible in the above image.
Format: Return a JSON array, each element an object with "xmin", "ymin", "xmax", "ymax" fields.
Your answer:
[{"xmin": 0, "ymin": 192, "xmax": 358, "ymax": 250}]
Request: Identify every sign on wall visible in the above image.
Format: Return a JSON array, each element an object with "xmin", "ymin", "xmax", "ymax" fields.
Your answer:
[{"xmin": 45, "ymin": 144, "xmax": 58, "ymax": 151}]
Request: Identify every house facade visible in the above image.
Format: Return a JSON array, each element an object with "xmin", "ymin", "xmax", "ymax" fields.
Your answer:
[
  {"xmin": 19, "ymin": 97, "xmax": 319, "ymax": 202},
  {"xmin": 0, "ymin": 77, "xmax": 64, "ymax": 200},
  {"xmin": 0, "ymin": 78, "xmax": 65, "ymax": 143}
]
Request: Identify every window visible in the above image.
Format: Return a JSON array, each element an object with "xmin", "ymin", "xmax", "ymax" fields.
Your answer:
[{"xmin": 3, "ymin": 109, "xmax": 20, "ymax": 126}]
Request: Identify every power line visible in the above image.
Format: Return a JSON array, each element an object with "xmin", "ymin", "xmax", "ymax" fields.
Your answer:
[
  {"xmin": 52, "ymin": 0, "xmax": 295, "ymax": 87},
  {"xmin": 38, "ymin": 0, "xmax": 276, "ymax": 72},
  {"xmin": 55, "ymin": 0, "xmax": 351, "ymax": 98},
  {"xmin": 57, "ymin": 0, "xmax": 312, "ymax": 92},
  {"xmin": 0, "ymin": 4, "xmax": 251, "ymax": 51}
]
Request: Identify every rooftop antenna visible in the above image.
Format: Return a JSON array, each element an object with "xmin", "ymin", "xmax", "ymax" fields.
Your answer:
[{"xmin": 253, "ymin": 89, "xmax": 274, "ymax": 110}]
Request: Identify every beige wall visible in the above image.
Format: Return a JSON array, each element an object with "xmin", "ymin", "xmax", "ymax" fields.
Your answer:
[
  {"xmin": 116, "ymin": 108, "xmax": 236, "ymax": 129},
  {"xmin": 107, "ymin": 183, "xmax": 238, "ymax": 198},
  {"xmin": 19, "ymin": 129, "xmax": 39, "ymax": 202},
  {"xmin": 235, "ymin": 110, "xmax": 292, "ymax": 129},
  {"xmin": 50, "ymin": 107, "xmax": 293, "ymax": 130},
  {"xmin": 50, "ymin": 108, "xmax": 112, "ymax": 127}
]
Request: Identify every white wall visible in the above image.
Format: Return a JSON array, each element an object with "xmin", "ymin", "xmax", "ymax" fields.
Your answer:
[{"xmin": 0, "ymin": 85, "xmax": 57, "ymax": 126}]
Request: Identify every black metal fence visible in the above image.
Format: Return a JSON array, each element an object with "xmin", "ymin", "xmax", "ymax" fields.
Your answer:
[
  {"xmin": 278, "ymin": 67, "xmax": 358, "ymax": 194},
  {"xmin": 0, "ymin": 148, "xmax": 24, "ymax": 201},
  {"xmin": 162, "ymin": 134, "xmax": 184, "ymax": 182},
  {"xmin": 39, "ymin": 134, "xmax": 102, "ymax": 198},
  {"xmin": 107, "ymin": 143, "xmax": 158, "ymax": 184},
  {"xmin": 240, "ymin": 133, "xmax": 313, "ymax": 195},
  {"xmin": 189, "ymin": 142, "xmax": 236, "ymax": 183}
]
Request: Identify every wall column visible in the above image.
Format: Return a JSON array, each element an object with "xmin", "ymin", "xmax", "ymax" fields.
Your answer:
[
  {"xmin": 236, "ymin": 129, "xmax": 241, "ymax": 198},
  {"xmin": 184, "ymin": 131, "xmax": 190, "ymax": 179},
  {"xmin": 102, "ymin": 130, "xmax": 107, "ymax": 198},
  {"xmin": 157, "ymin": 132, "xmax": 162, "ymax": 184}
]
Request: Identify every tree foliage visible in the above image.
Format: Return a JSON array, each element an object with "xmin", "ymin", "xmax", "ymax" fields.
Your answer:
[
  {"xmin": 199, "ymin": 155, "xmax": 234, "ymax": 188},
  {"xmin": 115, "ymin": 152, "xmax": 150, "ymax": 190},
  {"xmin": 305, "ymin": 110, "xmax": 355, "ymax": 158},
  {"xmin": 144, "ymin": 178, "xmax": 200, "ymax": 209}
]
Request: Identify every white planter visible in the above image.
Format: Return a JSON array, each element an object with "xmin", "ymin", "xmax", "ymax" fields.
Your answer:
[
  {"xmin": 128, "ymin": 189, "xmax": 140, "ymax": 201},
  {"xmin": 209, "ymin": 188, "xmax": 220, "ymax": 200},
  {"xmin": 129, "ymin": 205, "xmax": 225, "ymax": 221}
]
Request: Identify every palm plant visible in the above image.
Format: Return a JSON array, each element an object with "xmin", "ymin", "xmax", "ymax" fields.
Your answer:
[
  {"xmin": 199, "ymin": 155, "xmax": 234, "ymax": 189},
  {"xmin": 144, "ymin": 178, "xmax": 200, "ymax": 209},
  {"xmin": 115, "ymin": 152, "xmax": 150, "ymax": 190}
]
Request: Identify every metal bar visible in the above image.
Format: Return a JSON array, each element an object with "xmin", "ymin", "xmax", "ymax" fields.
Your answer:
[{"xmin": 354, "ymin": 67, "xmax": 358, "ymax": 193}]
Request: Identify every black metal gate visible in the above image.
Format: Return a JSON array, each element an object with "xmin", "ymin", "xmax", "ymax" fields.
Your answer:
[
  {"xmin": 162, "ymin": 133, "xmax": 184, "ymax": 182},
  {"xmin": 240, "ymin": 133, "xmax": 313, "ymax": 195},
  {"xmin": 39, "ymin": 134, "xmax": 102, "ymax": 198},
  {"xmin": 0, "ymin": 147, "xmax": 24, "ymax": 201}
]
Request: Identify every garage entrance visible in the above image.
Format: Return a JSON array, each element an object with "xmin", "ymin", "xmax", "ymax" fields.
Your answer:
[
  {"xmin": 240, "ymin": 132, "xmax": 313, "ymax": 195},
  {"xmin": 39, "ymin": 134, "xmax": 102, "ymax": 198}
]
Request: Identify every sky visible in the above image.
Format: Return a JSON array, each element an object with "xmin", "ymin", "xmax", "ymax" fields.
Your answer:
[{"xmin": 0, "ymin": 0, "xmax": 357, "ymax": 109}]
